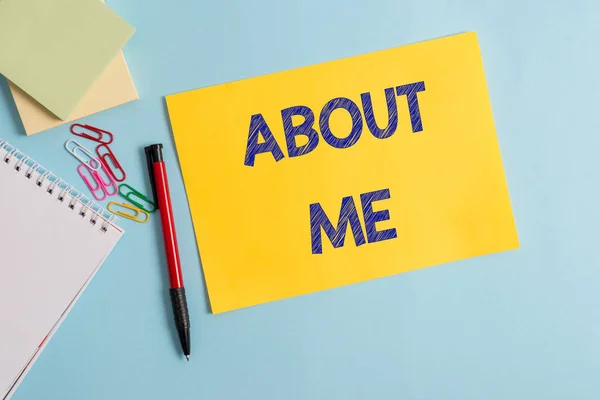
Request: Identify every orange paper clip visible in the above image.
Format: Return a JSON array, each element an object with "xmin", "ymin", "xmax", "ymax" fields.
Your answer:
[
  {"xmin": 70, "ymin": 124, "xmax": 114, "ymax": 145},
  {"xmin": 96, "ymin": 144, "xmax": 126, "ymax": 182}
]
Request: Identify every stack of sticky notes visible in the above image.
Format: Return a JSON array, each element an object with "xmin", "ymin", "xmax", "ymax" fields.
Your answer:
[{"xmin": 0, "ymin": 0, "xmax": 137, "ymax": 135}]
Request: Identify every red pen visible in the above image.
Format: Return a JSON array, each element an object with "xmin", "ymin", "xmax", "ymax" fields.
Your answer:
[{"xmin": 145, "ymin": 144, "xmax": 191, "ymax": 361}]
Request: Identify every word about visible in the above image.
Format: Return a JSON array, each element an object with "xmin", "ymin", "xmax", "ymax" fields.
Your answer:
[{"xmin": 244, "ymin": 81, "xmax": 426, "ymax": 167}]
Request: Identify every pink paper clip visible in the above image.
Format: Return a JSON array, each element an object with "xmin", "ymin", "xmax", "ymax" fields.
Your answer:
[
  {"xmin": 70, "ymin": 124, "xmax": 114, "ymax": 145},
  {"xmin": 94, "ymin": 162, "xmax": 118, "ymax": 197},
  {"xmin": 77, "ymin": 164, "xmax": 106, "ymax": 201},
  {"xmin": 96, "ymin": 144, "xmax": 126, "ymax": 182}
]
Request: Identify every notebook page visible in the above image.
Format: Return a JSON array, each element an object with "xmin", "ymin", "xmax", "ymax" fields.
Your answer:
[
  {"xmin": 0, "ymin": 145, "xmax": 123, "ymax": 395},
  {"xmin": 3, "ymin": 252, "xmax": 109, "ymax": 400}
]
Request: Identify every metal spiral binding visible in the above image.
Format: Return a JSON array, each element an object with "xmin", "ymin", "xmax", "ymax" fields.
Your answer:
[{"xmin": 0, "ymin": 139, "xmax": 118, "ymax": 233}]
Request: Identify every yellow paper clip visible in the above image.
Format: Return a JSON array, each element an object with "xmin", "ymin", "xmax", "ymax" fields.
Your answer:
[{"xmin": 107, "ymin": 202, "xmax": 150, "ymax": 224}]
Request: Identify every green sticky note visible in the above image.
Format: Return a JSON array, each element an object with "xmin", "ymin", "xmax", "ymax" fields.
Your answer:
[{"xmin": 0, "ymin": 0, "xmax": 135, "ymax": 120}]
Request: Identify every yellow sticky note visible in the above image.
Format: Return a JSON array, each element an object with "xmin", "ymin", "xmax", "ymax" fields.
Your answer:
[
  {"xmin": 8, "ymin": 0, "xmax": 139, "ymax": 136},
  {"xmin": 166, "ymin": 32, "xmax": 519, "ymax": 314}
]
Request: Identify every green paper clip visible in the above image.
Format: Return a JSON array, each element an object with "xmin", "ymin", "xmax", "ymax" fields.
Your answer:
[{"xmin": 118, "ymin": 183, "xmax": 156, "ymax": 213}]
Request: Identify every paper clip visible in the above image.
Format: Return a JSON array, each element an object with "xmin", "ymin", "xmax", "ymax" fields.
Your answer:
[
  {"xmin": 77, "ymin": 164, "xmax": 106, "ymax": 201},
  {"xmin": 107, "ymin": 202, "xmax": 150, "ymax": 224},
  {"xmin": 118, "ymin": 183, "xmax": 156, "ymax": 213},
  {"xmin": 65, "ymin": 140, "xmax": 101, "ymax": 171},
  {"xmin": 94, "ymin": 162, "xmax": 119, "ymax": 197},
  {"xmin": 70, "ymin": 124, "xmax": 114, "ymax": 145},
  {"xmin": 96, "ymin": 144, "xmax": 126, "ymax": 182}
]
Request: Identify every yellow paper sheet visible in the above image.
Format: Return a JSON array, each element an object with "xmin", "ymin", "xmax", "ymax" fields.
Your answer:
[
  {"xmin": 166, "ymin": 32, "xmax": 519, "ymax": 314},
  {"xmin": 9, "ymin": 52, "xmax": 138, "ymax": 136}
]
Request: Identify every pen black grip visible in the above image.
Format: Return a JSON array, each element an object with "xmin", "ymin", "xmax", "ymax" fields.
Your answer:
[
  {"xmin": 170, "ymin": 287, "xmax": 190, "ymax": 329},
  {"xmin": 169, "ymin": 287, "xmax": 191, "ymax": 356}
]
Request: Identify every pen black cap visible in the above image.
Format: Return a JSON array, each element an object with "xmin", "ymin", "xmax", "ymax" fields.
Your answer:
[
  {"xmin": 146, "ymin": 144, "xmax": 164, "ymax": 163},
  {"xmin": 144, "ymin": 144, "xmax": 164, "ymax": 208}
]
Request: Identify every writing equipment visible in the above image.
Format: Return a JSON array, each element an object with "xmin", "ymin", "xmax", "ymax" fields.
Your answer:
[
  {"xmin": 165, "ymin": 32, "xmax": 519, "ymax": 314},
  {"xmin": 145, "ymin": 144, "xmax": 191, "ymax": 360},
  {"xmin": 0, "ymin": 139, "xmax": 123, "ymax": 399},
  {"xmin": 0, "ymin": 0, "xmax": 135, "ymax": 120}
]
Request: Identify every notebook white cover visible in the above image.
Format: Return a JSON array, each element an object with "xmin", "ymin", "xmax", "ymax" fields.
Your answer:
[{"xmin": 0, "ymin": 140, "xmax": 123, "ymax": 399}]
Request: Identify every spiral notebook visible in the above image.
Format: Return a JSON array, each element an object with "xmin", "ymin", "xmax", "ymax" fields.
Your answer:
[{"xmin": 0, "ymin": 139, "xmax": 123, "ymax": 399}]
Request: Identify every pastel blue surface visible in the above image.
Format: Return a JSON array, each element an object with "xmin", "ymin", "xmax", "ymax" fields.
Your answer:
[{"xmin": 2, "ymin": 0, "xmax": 599, "ymax": 399}]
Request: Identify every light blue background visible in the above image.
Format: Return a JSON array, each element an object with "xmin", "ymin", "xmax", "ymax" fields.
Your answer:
[{"xmin": 2, "ymin": 0, "xmax": 599, "ymax": 399}]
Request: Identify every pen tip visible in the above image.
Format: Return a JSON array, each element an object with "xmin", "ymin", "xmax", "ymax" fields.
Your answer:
[{"xmin": 186, "ymin": 355, "xmax": 190, "ymax": 362}]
